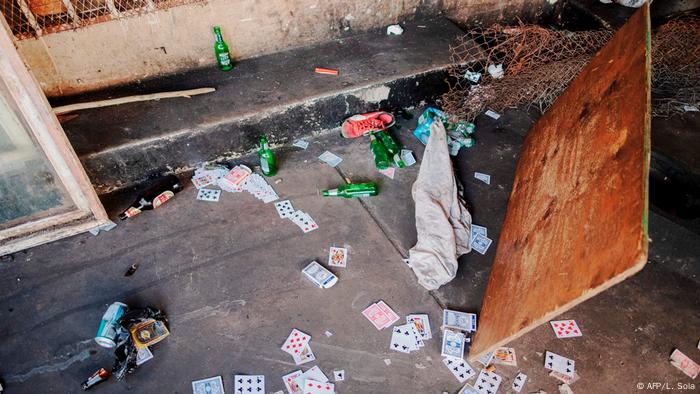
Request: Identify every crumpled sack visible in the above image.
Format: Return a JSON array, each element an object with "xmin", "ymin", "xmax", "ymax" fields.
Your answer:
[{"xmin": 408, "ymin": 121, "xmax": 472, "ymax": 290}]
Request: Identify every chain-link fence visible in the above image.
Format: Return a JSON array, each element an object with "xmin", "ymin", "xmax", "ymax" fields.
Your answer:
[
  {"xmin": 0, "ymin": 0, "xmax": 203, "ymax": 38},
  {"xmin": 443, "ymin": 16, "xmax": 700, "ymax": 121}
]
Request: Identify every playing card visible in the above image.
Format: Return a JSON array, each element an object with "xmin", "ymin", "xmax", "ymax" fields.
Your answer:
[
  {"xmin": 443, "ymin": 356, "xmax": 476, "ymax": 383},
  {"xmin": 484, "ymin": 109, "xmax": 501, "ymax": 119},
  {"xmin": 291, "ymin": 211, "xmax": 318, "ymax": 233},
  {"xmin": 291, "ymin": 366, "xmax": 329, "ymax": 391},
  {"xmin": 458, "ymin": 384, "xmax": 480, "ymax": 394},
  {"xmin": 406, "ymin": 314, "xmax": 432, "ymax": 340},
  {"xmin": 301, "ymin": 261, "xmax": 337, "ymax": 289},
  {"xmin": 293, "ymin": 140, "xmax": 309, "ymax": 149},
  {"xmin": 281, "ymin": 328, "xmax": 311, "ymax": 356},
  {"xmin": 275, "ymin": 200, "xmax": 295, "ymax": 219},
  {"xmin": 302, "ymin": 379, "xmax": 334, "ymax": 394},
  {"xmin": 197, "ymin": 188, "xmax": 221, "ymax": 202},
  {"xmin": 379, "ymin": 167, "xmax": 396, "ymax": 179},
  {"xmin": 473, "ymin": 369, "xmax": 502, "ymax": 394},
  {"xmin": 670, "ymin": 349, "xmax": 700, "ymax": 379},
  {"xmin": 191, "ymin": 173, "xmax": 215, "ymax": 189},
  {"xmin": 192, "ymin": 376, "xmax": 225, "ymax": 394},
  {"xmin": 234, "ymin": 375, "xmax": 264, "ymax": 394},
  {"xmin": 390, "ymin": 324, "xmax": 419, "ymax": 353},
  {"xmin": 362, "ymin": 303, "xmax": 391, "ymax": 330},
  {"xmin": 477, "ymin": 351, "xmax": 494, "ymax": 367},
  {"xmin": 493, "ymin": 347, "xmax": 517, "ymax": 366},
  {"xmin": 549, "ymin": 370, "xmax": 580, "ymax": 384},
  {"xmin": 474, "ymin": 172, "xmax": 491, "ymax": 185},
  {"xmin": 136, "ymin": 347, "xmax": 153, "ymax": 366},
  {"xmin": 471, "ymin": 224, "xmax": 487, "ymax": 238},
  {"xmin": 376, "ymin": 301, "xmax": 400, "ymax": 328},
  {"xmin": 282, "ymin": 370, "xmax": 303, "ymax": 394},
  {"xmin": 512, "ymin": 372, "xmax": 527, "ymax": 392},
  {"xmin": 441, "ymin": 329, "xmax": 465, "ymax": 359},
  {"xmin": 471, "ymin": 234, "xmax": 492, "ymax": 255},
  {"xmin": 292, "ymin": 344, "xmax": 316, "ymax": 365},
  {"xmin": 318, "ymin": 151, "xmax": 342, "ymax": 167},
  {"xmin": 333, "ymin": 369, "xmax": 345, "ymax": 381},
  {"xmin": 544, "ymin": 351, "xmax": 575, "ymax": 378},
  {"xmin": 327, "ymin": 246, "xmax": 348, "ymax": 267},
  {"xmin": 401, "ymin": 149, "xmax": 416, "ymax": 167},
  {"xmin": 443, "ymin": 309, "xmax": 477, "ymax": 332},
  {"xmin": 550, "ymin": 319, "xmax": 582, "ymax": 339}
]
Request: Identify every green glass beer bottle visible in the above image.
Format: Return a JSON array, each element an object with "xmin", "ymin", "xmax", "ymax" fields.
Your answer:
[
  {"xmin": 258, "ymin": 135, "xmax": 277, "ymax": 176},
  {"xmin": 369, "ymin": 133, "xmax": 392, "ymax": 170},
  {"xmin": 322, "ymin": 182, "xmax": 378, "ymax": 198},
  {"xmin": 213, "ymin": 26, "xmax": 233, "ymax": 71},
  {"xmin": 375, "ymin": 131, "xmax": 405, "ymax": 168}
]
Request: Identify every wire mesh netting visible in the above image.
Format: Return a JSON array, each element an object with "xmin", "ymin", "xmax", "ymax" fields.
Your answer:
[
  {"xmin": 443, "ymin": 16, "xmax": 700, "ymax": 121},
  {"xmin": 0, "ymin": 0, "xmax": 203, "ymax": 38}
]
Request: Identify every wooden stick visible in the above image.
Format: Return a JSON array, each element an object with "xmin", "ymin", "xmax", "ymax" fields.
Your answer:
[{"xmin": 53, "ymin": 87, "xmax": 216, "ymax": 115}]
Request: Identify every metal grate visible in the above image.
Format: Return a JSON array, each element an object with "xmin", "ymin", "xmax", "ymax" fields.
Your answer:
[{"xmin": 0, "ymin": 0, "xmax": 202, "ymax": 38}]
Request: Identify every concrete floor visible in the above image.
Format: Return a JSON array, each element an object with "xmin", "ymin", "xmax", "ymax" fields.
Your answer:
[{"xmin": 1, "ymin": 109, "xmax": 699, "ymax": 393}]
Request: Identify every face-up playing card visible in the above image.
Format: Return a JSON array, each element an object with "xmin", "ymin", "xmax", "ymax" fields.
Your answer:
[
  {"xmin": 477, "ymin": 351, "xmax": 494, "ymax": 367},
  {"xmin": 197, "ymin": 188, "xmax": 221, "ymax": 202},
  {"xmin": 390, "ymin": 324, "xmax": 419, "ymax": 353},
  {"xmin": 292, "ymin": 344, "xmax": 316, "ymax": 365},
  {"xmin": 281, "ymin": 328, "xmax": 311, "ymax": 356},
  {"xmin": 362, "ymin": 303, "xmax": 391, "ymax": 330},
  {"xmin": 233, "ymin": 375, "xmax": 265, "ymax": 394},
  {"xmin": 318, "ymin": 151, "xmax": 342, "ymax": 167},
  {"xmin": 291, "ymin": 210, "xmax": 318, "ymax": 233},
  {"xmin": 327, "ymin": 246, "xmax": 348, "ymax": 267},
  {"xmin": 191, "ymin": 173, "xmax": 215, "ymax": 189},
  {"xmin": 493, "ymin": 347, "xmax": 517, "ymax": 366},
  {"xmin": 473, "ymin": 369, "xmax": 502, "ymax": 394},
  {"xmin": 192, "ymin": 376, "xmax": 224, "ymax": 394},
  {"xmin": 512, "ymin": 372, "xmax": 527, "ymax": 393},
  {"xmin": 406, "ymin": 314, "xmax": 432, "ymax": 340},
  {"xmin": 550, "ymin": 320, "xmax": 582, "ymax": 339},
  {"xmin": 471, "ymin": 233, "xmax": 492, "ymax": 255},
  {"xmin": 275, "ymin": 200, "xmax": 295, "ymax": 219},
  {"xmin": 443, "ymin": 356, "xmax": 476, "ymax": 383},
  {"xmin": 291, "ymin": 366, "xmax": 329, "ymax": 392},
  {"xmin": 544, "ymin": 351, "xmax": 575, "ymax": 378},
  {"xmin": 376, "ymin": 301, "xmax": 400, "ymax": 328},
  {"xmin": 282, "ymin": 370, "xmax": 303, "ymax": 394},
  {"xmin": 302, "ymin": 379, "xmax": 335, "ymax": 394},
  {"xmin": 136, "ymin": 347, "xmax": 153, "ymax": 366},
  {"xmin": 332, "ymin": 370, "xmax": 345, "ymax": 382},
  {"xmin": 441, "ymin": 329, "xmax": 465, "ymax": 359}
]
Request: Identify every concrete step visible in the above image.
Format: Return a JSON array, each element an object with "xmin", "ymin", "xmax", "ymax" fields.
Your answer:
[{"xmin": 57, "ymin": 18, "xmax": 473, "ymax": 194}]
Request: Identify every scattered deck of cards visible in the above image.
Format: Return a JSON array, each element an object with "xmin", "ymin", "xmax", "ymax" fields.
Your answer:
[
  {"xmin": 275, "ymin": 200, "xmax": 318, "ymax": 233},
  {"xmin": 470, "ymin": 224, "xmax": 492, "ymax": 255},
  {"xmin": 191, "ymin": 164, "xmax": 279, "ymax": 203}
]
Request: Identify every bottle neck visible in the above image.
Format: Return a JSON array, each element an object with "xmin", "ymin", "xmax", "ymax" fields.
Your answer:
[{"xmin": 213, "ymin": 28, "xmax": 223, "ymax": 43}]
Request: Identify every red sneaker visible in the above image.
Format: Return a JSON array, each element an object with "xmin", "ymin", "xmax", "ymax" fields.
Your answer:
[{"xmin": 341, "ymin": 111, "xmax": 395, "ymax": 138}]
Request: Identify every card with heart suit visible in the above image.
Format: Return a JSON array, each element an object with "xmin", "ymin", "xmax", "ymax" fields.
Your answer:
[
  {"xmin": 234, "ymin": 374, "xmax": 265, "ymax": 394},
  {"xmin": 282, "ymin": 370, "xmax": 303, "ymax": 394},
  {"xmin": 376, "ymin": 301, "xmax": 400, "ymax": 328},
  {"xmin": 550, "ymin": 319, "xmax": 582, "ymax": 339},
  {"xmin": 544, "ymin": 351, "xmax": 575, "ymax": 378},
  {"xmin": 511, "ymin": 372, "xmax": 527, "ymax": 393},
  {"xmin": 670, "ymin": 349, "xmax": 700, "ymax": 379},
  {"xmin": 362, "ymin": 303, "xmax": 392, "ymax": 330},
  {"xmin": 473, "ymin": 369, "xmax": 502, "ymax": 394},
  {"xmin": 275, "ymin": 200, "xmax": 294, "ymax": 219},
  {"xmin": 191, "ymin": 174, "xmax": 215, "ymax": 189},
  {"xmin": 406, "ymin": 314, "xmax": 432, "ymax": 340},
  {"xmin": 493, "ymin": 347, "xmax": 517, "ymax": 366},
  {"xmin": 302, "ymin": 379, "xmax": 335, "ymax": 394},
  {"xmin": 291, "ymin": 366, "xmax": 329, "ymax": 393},
  {"xmin": 443, "ymin": 356, "xmax": 476, "ymax": 383},
  {"xmin": 281, "ymin": 329, "xmax": 311, "ymax": 356},
  {"xmin": 327, "ymin": 246, "xmax": 348, "ymax": 267},
  {"xmin": 292, "ymin": 344, "xmax": 315, "ymax": 365},
  {"xmin": 441, "ymin": 329, "xmax": 465, "ymax": 359}
]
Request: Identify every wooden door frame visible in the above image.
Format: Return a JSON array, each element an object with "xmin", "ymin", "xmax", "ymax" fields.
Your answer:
[{"xmin": 0, "ymin": 17, "xmax": 110, "ymax": 255}]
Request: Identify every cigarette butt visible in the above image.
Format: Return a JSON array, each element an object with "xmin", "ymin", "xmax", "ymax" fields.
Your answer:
[
  {"xmin": 486, "ymin": 365, "xmax": 496, "ymax": 372},
  {"xmin": 315, "ymin": 67, "xmax": 339, "ymax": 75}
]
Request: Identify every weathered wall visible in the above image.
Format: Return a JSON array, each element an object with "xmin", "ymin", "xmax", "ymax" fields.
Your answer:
[{"xmin": 11, "ymin": 0, "xmax": 550, "ymax": 97}]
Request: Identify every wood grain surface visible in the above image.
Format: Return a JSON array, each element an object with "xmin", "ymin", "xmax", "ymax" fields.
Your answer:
[{"xmin": 469, "ymin": 4, "xmax": 651, "ymax": 360}]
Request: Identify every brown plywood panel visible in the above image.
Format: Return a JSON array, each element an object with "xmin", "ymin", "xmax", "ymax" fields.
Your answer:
[{"xmin": 469, "ymin": 4, "xmax": 651, "ymax": 360}]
